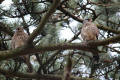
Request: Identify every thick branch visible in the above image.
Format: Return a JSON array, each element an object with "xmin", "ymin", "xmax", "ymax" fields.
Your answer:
[
  {"xmin": 0, "ymin": 34, "xmax": 120, "ymax": 61},
  {"xmin": 87, "ymin": 34, "xmax": 120, "ymax": 46},
  {"xmin": 27, "ymin": 0, "xmax": 60, "ymax": 44},
  {"xmin": 0, "ymin": 0, "xmax": 4, "ymax": 4}
]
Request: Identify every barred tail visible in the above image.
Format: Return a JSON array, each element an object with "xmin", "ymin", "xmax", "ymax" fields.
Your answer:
[
  {"xmin": 23, "ymin": 55, "xmax": 33, "ymax": 73},
  {"xmin": 91, "ymin": 46, "xmax": 99, "ymax": 63}
]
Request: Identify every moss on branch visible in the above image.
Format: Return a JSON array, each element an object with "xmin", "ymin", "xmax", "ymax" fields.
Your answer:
[{"xmin": 97, "ymin": 24, "xmax": 120, "ymax": 34}]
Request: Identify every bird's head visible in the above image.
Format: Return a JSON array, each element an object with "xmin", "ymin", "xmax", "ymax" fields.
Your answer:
[
  {"xmin": 16, "ymin": 27, "xmax": 24, "ymax": 32},
  {"xmin": 83, "ymin": 19, "xmax": 92, "ymax": 24},
  {"xmin": 83, "ymin": 19, "xmax": 93, "ymax": 27}
]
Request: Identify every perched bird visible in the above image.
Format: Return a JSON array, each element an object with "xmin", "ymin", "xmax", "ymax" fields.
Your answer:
[
  {"xmin": 11, "ymin": 27, "xmax": 33, "ymax": 72},
  {"xmin": 81, "ymin": 19, "xmax": 99, "ymax": 62},
  {"xmin": 11, "ymin": 27, "xmax": 28, "ymax": 49}
]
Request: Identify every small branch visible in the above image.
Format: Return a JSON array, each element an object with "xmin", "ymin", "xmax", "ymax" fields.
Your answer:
[
  {"xmin": 37, "ymin": 31, "xmax": 81, "ymax": 73},
  {"xmin": 6, "ymin": 10, "xmax": 47, "ymax": 18},
  {"xmin": 57, "ymin": 5, "xmax": 120, "ymax": 34},
  {"xmin": 37, "ymin": 50, "xmax": 61, "ymax": 73},
  {"xmin": 58, "ymin": 6, "xmax": 83, "ymax": 23},
  {"xmin": 0, "ymin": 22, "xmax": 14, "ymax": 36},
  {"xmin": 0, "ymin": 68, "xmax": 95, "ymax": 80},
  {"xmin": 89, "ymin": 1, "xmax": 120, "ymax": 7}
]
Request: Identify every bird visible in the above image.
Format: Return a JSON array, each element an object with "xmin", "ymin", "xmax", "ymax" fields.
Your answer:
[
  {"xmin": 11, "ymin": 27, "xmax": 28, "ymax": 49},
  {"xmin": 81, "ymin": 19, "xmax": 99, "ymax": 62},
  {"xmin": 11, "ymin": 27, "xmax": 33, "ymax": 72}
]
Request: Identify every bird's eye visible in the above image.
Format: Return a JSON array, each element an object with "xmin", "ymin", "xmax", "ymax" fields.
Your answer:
[{"xmin": 17, "ymin": 28, "xmax": 20, "ymax": 30}]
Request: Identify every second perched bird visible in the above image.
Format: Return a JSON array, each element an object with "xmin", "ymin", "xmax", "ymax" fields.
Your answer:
[
  {"xmin": 11, "ymin": 27, "xmax": 33, "ymax": 72},
  {"xmin": 81, "ymin": 19, "xmax": 99, "ymax": 62}
]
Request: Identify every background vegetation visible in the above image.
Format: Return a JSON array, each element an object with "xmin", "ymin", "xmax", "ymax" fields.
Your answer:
[{"xmin": 0, "ymin": 0, "xmax": 120, "ymax": 80}]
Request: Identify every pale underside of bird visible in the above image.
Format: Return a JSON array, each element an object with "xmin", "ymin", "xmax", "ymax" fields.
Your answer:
[
  {"xmin": 11, "ymin": 27, "xmax": 28, "ymax": 49},
  {"xmin": 11, "ymin": 27, "xmax": 33, "ymax": 72},
  {"xmin": 81, "ymin": 19, "xmax": 99, "ymax": 62},
  {"xmin": 81, "ymin": 20, "xmax": 99, "ymax": 41}
]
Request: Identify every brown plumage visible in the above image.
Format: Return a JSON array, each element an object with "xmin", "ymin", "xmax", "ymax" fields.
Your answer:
[
  {"xmin": 11, "ymin": 27, "xmax": 28, "ymax": 49},
  {"xmin": 81, "ymin": 19, "xmax": 99, "ymax": 62},
  {"xmin": 81, "ymin": 19, "xmax": 99, "ymax": 41},
  {"xmin": 11, "ymin": 27, "xmax": 33, "ymax": 72}
]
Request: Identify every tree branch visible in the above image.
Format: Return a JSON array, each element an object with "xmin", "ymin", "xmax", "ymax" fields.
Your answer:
[
  {"xmin": 0, "ymin": 22, "xmax": 14, "ymax": 36},
  {"xmin": 27, "ymin": 0, "xmax": 60, "ymax": 44},
  {"xmin": 0, "ymin": 68, "xmax": 95, "ymax": 80},
  {"xmin": 58, "ymin": 5, "xmax": 120, "ymax": 34},
  {"xmin": 97, "ymin": 24, "xmax": 120, "ymax": 34},
  {"xmin": 0, "ymin": 0, "xmax": 4, "ymax": 4},
  {"xmin": 0, "ymin": 34, "xmax": 120, "ymax": 61}
]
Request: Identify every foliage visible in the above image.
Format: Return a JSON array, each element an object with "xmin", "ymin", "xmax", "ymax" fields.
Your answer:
[{"xmin": 0, "ymin": 0, "xmax": 120, "ymax": 80}]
